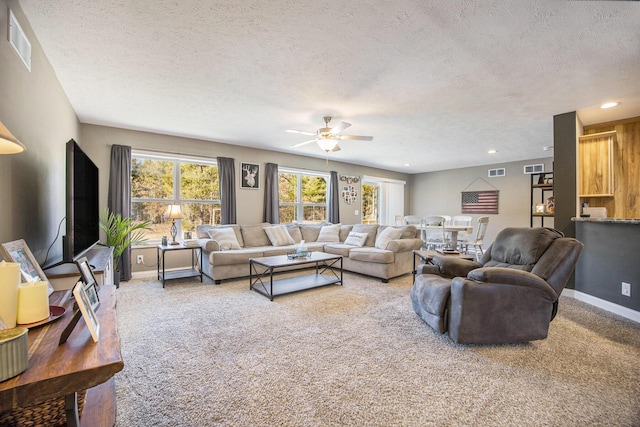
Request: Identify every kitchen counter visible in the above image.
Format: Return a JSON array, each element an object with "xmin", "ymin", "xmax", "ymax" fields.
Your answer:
[{"xmin": 572, "ymin": 217, "xmax": 640, "ymax": 224}]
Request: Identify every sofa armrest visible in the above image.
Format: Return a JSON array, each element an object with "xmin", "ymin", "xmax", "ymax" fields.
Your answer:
[
  {"xmin": 198, "ymin": 238, "xmax": 220, "ymax": 252},
  {"xmin": 466, "ymin": 267, "xmax": 558, "ymax": 299},
  {"xmin": 430, "ymin": 256, "xmax": 482, "ymax": 279},
  {"xmin": 386, "ymin": 238, "xmax": 424, "ymax": 253}
]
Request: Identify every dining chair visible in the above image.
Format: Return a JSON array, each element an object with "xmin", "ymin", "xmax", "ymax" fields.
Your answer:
[
  {"xmin": 458, "ymin": 216, "xmax": 490, "ymax": 260},
  {"xmin": 421, "ymin": 215, "xmax": 447, "ymax": 250},
  {"xmin": 403, "ymin": 215, "xmax": 422, "ymax": 226},
  {"xmin": 394, "ymin": 215, "xmax": 405, "ymax": 226},
  {"xmin": 452, "ymin": 215, "xmax": 473, "ymax": 248}
]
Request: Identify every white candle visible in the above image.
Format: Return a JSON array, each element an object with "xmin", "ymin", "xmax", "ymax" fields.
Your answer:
[
  {"xmin": 17, "ymin": 281, "xmax": 49, "ymax": 324},
  {"xmin": 0, "ymin": 261, "xmax": 20, "ymax": 329}
]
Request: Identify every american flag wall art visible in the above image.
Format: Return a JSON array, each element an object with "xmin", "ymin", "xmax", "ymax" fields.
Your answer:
[{"xmin": 461, "ymin": 190, "xmax": 499, "ymax": 214}]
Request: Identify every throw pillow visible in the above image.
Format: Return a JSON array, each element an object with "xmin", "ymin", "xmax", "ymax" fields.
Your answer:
[
  {"xmin": 344, "ymin": 231, "xmax": 368, "ymax": 247},
  {"xmin": 375, "ymin": 227, "xmax": 403, "ymax": 250},
  {"xmin": 263, "ymin": 225, "xmax": 295, "ymax": 247},
  {"xmin": 207, "ymin": 227, "xmax": 241, "ymax": 250},
  {"xmin": 316, "ymin": 224, "xmax": 341, "ymax": 242}
]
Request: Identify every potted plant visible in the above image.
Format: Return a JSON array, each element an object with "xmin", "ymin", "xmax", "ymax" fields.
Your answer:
[{"xmin": 99, "ymin": 208, "xmax": 153, "ymax": 287}]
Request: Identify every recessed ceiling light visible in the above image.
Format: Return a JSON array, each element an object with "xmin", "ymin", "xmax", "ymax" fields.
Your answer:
[
  {"xmin": 488, "ymin": 149, "xmax": 497, "ymax": 154},
  {"xmin": 600, "ymin": 102, "xmax": 618, "ymax": 109},
  {"xmin": 404, "ymin": 163, "xmax": 411, "ymax": 167}
]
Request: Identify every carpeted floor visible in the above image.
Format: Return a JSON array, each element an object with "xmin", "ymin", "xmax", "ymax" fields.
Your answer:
[{"xmin": 114, "ymin": 272, "xmax": 640, "ymax": 426}]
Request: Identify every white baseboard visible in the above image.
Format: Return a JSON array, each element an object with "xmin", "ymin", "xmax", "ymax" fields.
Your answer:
[
  {"xmin": 131, "ymin": 270, "xmax": 159, "ymax": 280},
  {"xmin": 562, "ymin": 289, "xmax": 640, "ymax": 324}
]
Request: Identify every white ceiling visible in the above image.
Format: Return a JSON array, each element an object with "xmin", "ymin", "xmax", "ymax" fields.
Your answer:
[{"xmin": 18, "ymin": 0, "xmax": 640, "ymax": 173}]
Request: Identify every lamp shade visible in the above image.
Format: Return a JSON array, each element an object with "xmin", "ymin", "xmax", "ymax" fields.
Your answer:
[
  {"xmin": 0, "ymin": 121, "xmax": 26, "ymax": 154},
  {"xmin": 165, "ymin": 204, "xmax": 183, "ymax": 219}
]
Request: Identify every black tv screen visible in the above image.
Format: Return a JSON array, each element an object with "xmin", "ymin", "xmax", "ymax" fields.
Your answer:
[{"xmin": 63, "ymin": 139, "xmax": 100, "ymax": 262}]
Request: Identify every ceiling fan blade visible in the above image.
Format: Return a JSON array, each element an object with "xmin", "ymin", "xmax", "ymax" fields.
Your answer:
[
  {"xmin": 286, "ymin": 129, "xmax": 316, "ymax": 136},
  {"xmin": 338, "ymin": 135, "xmax": 373, "ymax": 141},
  {"xmin": 329, "ymin": 121, "xmax": 351, "ymax": 135},
  {"xmin": 292, "ymin": 139, "xmax": 318, "ymax": 148}
]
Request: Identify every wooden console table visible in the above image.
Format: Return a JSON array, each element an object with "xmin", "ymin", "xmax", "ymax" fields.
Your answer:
[{"xmin": 0, "ymin": 285, "xmax": 123, "ymax": 426}]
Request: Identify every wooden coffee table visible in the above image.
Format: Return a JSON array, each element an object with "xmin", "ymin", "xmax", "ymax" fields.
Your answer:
[{"xmin": 249, "ymin": 251, "xmax": 343, "ymax": 300}]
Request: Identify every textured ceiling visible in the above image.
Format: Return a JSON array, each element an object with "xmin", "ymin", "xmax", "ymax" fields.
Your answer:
[{"xmin": 18, "ymin": 0, "xmax": 640, "ymax": 173}]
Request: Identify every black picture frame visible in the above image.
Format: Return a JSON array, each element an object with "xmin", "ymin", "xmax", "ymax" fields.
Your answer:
[{"xmin": 240, "ymin": 162, "xmax": 260, "ymax": 189}]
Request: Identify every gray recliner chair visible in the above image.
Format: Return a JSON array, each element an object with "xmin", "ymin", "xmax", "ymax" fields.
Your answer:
[{"xmin": 410, "ymin": 227, "xmax": 584, "ymax": 344}]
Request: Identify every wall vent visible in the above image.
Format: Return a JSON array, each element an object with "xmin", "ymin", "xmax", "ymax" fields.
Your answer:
[
  {"xmin": 8, "ymin": 9, "xmax": 31, "ymax": 71},
  {"xmin": 488, "ymin": 168, "xmax": 505, "ymax": 177},
  {"xmin": 524, "ymin": 164, "xmax": 544, "ymax": 174}
]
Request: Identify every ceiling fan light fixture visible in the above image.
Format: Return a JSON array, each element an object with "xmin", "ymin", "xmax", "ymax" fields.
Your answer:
[{"xmin": 317, "ymin": 139, "xmax": 339, "ymax": 152}]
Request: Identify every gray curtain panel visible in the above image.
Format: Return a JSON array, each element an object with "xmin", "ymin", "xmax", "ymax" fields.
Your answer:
[
  {"xmin": 263, "ymin": 163, "xmax": 279, "ymax": 223},
  {"xmin": 329, "ymin": 170, "xmax": 340, "ymax": 224},
  {"xmin": 217, "ymin": 157, "xmax": 236, "ymax": 224},
  {"xmin": 107, "ymin": 144, "xmax": 132, "ymax": 282}
]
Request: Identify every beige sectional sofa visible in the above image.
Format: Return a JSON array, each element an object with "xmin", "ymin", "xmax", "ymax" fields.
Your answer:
[{"xmin": 195, "ymin": 223, "xmax": 423, "ymax": 284}]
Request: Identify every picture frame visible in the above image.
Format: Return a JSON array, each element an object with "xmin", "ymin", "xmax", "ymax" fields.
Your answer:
[
  {"xmin": 240, "ymin": 162, "xmax": 260, "ymax": 189},
  {"xmin": 535, "ymin": 203, "xmax": 547, "ymax": 214},
  {"xmin": 75, "ymin": 257, "xmax": 100, "ymax": 310},
  {"xmin": 0, "ymin": 239, "xmax": 54, "ymax": 295},
  {"xmin": 72, "ymin": 281, "xmax": 100, "ymax": 342}
]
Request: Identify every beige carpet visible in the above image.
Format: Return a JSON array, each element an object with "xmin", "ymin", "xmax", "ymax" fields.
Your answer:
[{"xmin": 114, "ymin": 272, "xmax": 640, "ymax": 426}]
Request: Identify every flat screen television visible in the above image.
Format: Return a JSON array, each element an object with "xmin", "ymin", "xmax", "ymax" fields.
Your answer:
[{"xmin": 63, "ymin": 139, "xmax": 100, "ymax": 263}]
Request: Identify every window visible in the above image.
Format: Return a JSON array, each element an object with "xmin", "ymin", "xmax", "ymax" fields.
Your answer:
[
  {"xmin": 362, "ymin": 183, "xmax": 379, "ymax": 224},
  {"xmin": 278, "ymin": 168, "xmax": 329, "ymax": 223},
  {"xmin": 131, "ymin": 151, "xmax": 220, "ymax": 241}
]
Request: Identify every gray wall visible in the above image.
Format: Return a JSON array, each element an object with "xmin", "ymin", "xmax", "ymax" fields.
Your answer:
[
  {"xmin": 409, "ymin": 158, "xmax": 554, "ymax": 250},
  {"xmin": 0, "ymin": 0, "xmax": 79, "ymax": 264},
  {"xmin": 80, "ymin": 123, "xmax": 412, "ymax": 226}
]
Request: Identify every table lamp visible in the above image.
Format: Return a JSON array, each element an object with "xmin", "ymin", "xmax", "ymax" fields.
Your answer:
[
  {"xmin": 165, "ymin": 205, "xmax": 183, "ymax": 245},
  {"xmin": 0, "ymin": 121, "xmax": 26, "ymax": 154}
]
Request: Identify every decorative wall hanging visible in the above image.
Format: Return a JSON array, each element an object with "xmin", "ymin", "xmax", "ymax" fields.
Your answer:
[
  {"xmin": 339, "ymin": 175, "xmax": 360, "ymax": 184},
  {"xmin": 341, "ymin": 184, "xmax": 358, "ymax": 205},
  {"xmin": 240, "ymin": 162, "xmax": 260, "ymax": 189},
  {"xmin": 461, "ymin": 178, "xmax": 499, "ymax": 214}
]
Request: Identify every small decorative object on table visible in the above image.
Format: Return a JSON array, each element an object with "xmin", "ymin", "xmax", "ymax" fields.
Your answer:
[{"xmin": 0, "ymin": 326, "xmax": 28, "ymax": 382}]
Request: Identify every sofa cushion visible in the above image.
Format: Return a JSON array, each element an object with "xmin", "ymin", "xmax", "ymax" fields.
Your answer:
[
  {"xmin": 286, "ymin": 224, "xmax": 303, "ymax": 243},
  {"xmin": 299, "ymin": 224, "xmax": 324, "ymax": 242},
  {"xmin": 209, "ymin": 248, "xmax": 265, "ymax": 266},
  {"xmin": 348, "ymin": 247, "xmax": 394, "ymax": 264},
  {"xmin": 339, "ymin": 225, "xmax": 354, "ymax": 242},
  {"xmin": 207, "ymin": 227, "xmax": 242, "ymax": 250},
  {"xmin": 351, "ymin": 224, "xmax": 379, "ymax": 247},
  {"xmin": 344, "ymin": 231, "xmax": 368, "ymax": 247},
  {"xmin": 323, "ymin": 244, "xmax": 353, "ymax": 257},
  {"xmin": 241, "ymin": 223, "xmax": 271, "ymax": 247},
  {"xmin": 375, "ymin": 227, "xmax": 403, "ymax": 249},
  {"xmin": 263, "ymin": 225, "xmax": 295, "ymax": 246},
  {"xmin": 317, "ymin": 224, "xmax": 341, "ymax": 242},
  {"xmin": 484, "ymin": 227, "xmax": 563, "ymax": 269},
  {"xmin": 197, "ymin": 224, "xmax": 244, "ymax": 247},
  {"xmin": 400, "ymin": 224, "xmax": 418, "ymax": 239}
]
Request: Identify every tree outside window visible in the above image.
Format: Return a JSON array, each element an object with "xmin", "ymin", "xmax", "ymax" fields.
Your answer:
[{"xmin": 131, "ymin": 153, "xmax": 220, "ymax": 241}]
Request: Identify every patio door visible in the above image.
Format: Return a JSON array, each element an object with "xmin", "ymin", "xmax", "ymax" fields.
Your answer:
[{"xmin": 362, "ymin": 176, "xmax": 405, "ymax": 225}]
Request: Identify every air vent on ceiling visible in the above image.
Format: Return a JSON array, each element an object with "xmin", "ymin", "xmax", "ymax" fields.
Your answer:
[
  {"xmin": 524, "ymin": 164, "xmax": 544, "ymax": 174},
  {"xmin": 488, "ymin": 168, "xmax": 505, "ymax": 177},
  {"xmin": 8, "ymin": 9, "xmax": 31, "ymax": 71}
]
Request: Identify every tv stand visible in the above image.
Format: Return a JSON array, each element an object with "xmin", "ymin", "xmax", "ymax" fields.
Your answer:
[{"xmin": 46, "ymin": 246, "xmax": 114, "ymax": 291}]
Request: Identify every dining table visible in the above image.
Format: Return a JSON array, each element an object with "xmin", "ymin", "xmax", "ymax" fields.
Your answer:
[{"xmin": 419, "ymin": 224, "xmax": 473, "ymax": 250}]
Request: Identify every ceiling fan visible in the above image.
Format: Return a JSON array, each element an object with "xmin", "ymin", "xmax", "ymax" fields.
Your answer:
[{"xmin": 286, "ymin": 116, "xmax": 373, "ymax": 152}]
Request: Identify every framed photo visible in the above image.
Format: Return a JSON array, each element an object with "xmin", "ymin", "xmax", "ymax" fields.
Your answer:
[
  {"xmin": 535, "ymin": 203, "xmax": 547, "ymax": 214},
  {"xmin": 0, "ymin": 239, "xmax": 54, "ymax": 295},
  {"xmin": 240, "ymin": 162, "xmax": 260, "ymax": 189},
  {"xmin": 75, "ymin": 257, "xmax": 100, "ymax": 310},
  {"xmin": 73, "ymin": 281, "xmax": 100, "ymax": 342}
]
